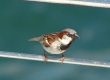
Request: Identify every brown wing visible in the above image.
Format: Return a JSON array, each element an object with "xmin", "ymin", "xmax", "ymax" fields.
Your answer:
[{"xmin": 42, "ymin": 32, "xmax": 59, "ymax": 47}]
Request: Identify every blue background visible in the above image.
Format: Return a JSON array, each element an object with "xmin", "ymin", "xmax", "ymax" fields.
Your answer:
[{"xmin": 0, "ymin": 0, "xmax": 110, "ymax": 80}]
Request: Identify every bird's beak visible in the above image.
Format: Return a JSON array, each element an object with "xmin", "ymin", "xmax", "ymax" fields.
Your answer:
[{"xmin": 74, "ymin": 33, "xmax": 80, "ymax": 39}]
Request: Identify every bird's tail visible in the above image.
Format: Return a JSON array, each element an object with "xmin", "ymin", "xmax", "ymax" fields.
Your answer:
[{"xmin": 28, "ymin": 37, "xmax": 41, "ymax": 41}]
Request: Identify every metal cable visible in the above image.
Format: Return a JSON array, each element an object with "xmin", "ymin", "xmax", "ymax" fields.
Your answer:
[{"xmin": 0, "ymin": 51, "xmax": 110, "ymax": 68}]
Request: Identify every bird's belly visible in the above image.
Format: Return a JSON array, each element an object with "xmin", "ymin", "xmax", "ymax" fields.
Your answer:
[{"xmin": 42, "ymin": 41, "xmax": 66, "ymax": 54}]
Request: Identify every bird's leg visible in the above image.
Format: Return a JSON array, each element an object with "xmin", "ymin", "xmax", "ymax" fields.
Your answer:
[
  {"xmin": 60, "ymin": 53, "xmax": 65, "ymax": 62},
  {"xmin": 43, "ymin": 50, "xmax": 47, "ymax": 62}
]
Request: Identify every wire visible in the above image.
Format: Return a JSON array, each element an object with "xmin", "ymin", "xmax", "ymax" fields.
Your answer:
[
  {"xmin": 0, "ymin": 51, "xmax": 110, "ymax": 68},
  {"xmin": 26, "ymin": 0, "xmax": 110, "ymax": 8}
]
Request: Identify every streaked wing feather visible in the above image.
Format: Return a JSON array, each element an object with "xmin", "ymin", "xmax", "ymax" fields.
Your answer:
[{"xmin": 42, "ymin": 32, "xmax": 59, "ymax": 47}]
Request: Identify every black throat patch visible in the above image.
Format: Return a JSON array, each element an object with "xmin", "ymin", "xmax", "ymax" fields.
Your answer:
[
  {"xmin": 60, "ymin": 33, "xmax": 77, "ymax": 50},
  {"xmin": 60, "ymin": 41, "xmax": 73, "ymax": 50}
]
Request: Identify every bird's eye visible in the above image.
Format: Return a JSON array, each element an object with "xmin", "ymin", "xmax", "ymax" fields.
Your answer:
[
  {"xmin": 66, "ymin": 33, "xmax": 69, "ymax": 36},
  {"xmin": 66, "ymin": 33, "xmax": 73, "ymax": 37}
]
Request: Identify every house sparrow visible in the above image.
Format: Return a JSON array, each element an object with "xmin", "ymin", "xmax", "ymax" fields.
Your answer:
[{"xmin": 29, "ymin": 28, "xmax": 79, "ymax": 62}]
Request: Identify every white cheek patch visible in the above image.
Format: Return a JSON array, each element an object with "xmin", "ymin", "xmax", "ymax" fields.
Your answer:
[{"xmin": 59, "ymin": 35, "xmax": 72, "ymax": 45}]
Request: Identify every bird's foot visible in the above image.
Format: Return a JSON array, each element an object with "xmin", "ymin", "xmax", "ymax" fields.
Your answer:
[
  {"xmin": 43, "ymin": 50, "xmax": 47, "ymax": 63},
  {"xmin": 60, "ymin": 54, "xmax": 65, "ymax": 63}
]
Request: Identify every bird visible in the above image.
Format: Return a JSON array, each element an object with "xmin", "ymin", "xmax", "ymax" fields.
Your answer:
[{"xmin": 29, "ymin": 28, "xmax": 79, "ymax": 62}]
